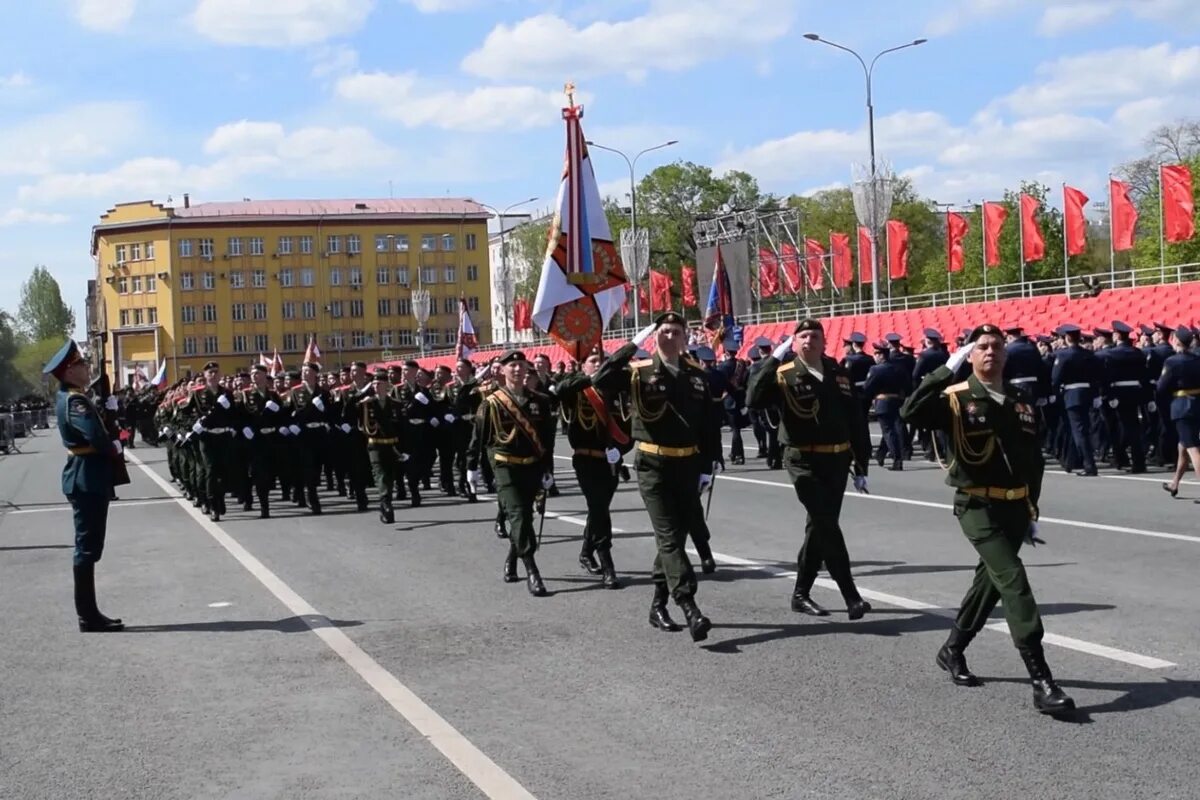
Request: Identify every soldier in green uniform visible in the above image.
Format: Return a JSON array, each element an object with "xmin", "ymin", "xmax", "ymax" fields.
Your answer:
[
  {"xmin": 358, "ymin": 368, "xmax": 409, "ymax": 523},
  {"xmin": 334, "ymin": 362, "xmax": 372, "ymax": 512},
  {"xmin": 449, "ymin": 358, "xmax": 482, "ymax": 502},
  {"xmin": 467, "ymin": 350, "xmax": 557, "ymax": 597},
  {"xmin": 392, "ymin": 361, "xmax": 428, "ymax": 506},
  {"xmin": 277, "ymin": 370, "xmax": 302, "ymax": 506},
  {"xmin": 286, "ymin": 362, "xmax": 332, "ymax": 515},
  {"xmin": 747, "ymin": 319, "xmax": 873, "ymax": 619},
  {"xmin": 182, "ymin": 362, "xmax": 238, "ymax": 521},
  {"xmin": 46, "ymin": 340, "xmax": 127, "ymax": 631},
  {"xmin": 555, "ymin": 346, "xmax": 631, "ymax": 588},
  {"xmin": 593, "ymin": 313, "xmax": 721, "ymax": 641},
  {"xmin": 240, "ymin": 364, "xmax": 286, "ymax": 518},
  {"xmin": 432, "ymin": 365, "xmax": 459, "ymax": 496},
  {"xmin": 901, "ymin": 324, "xmax": 1074, "ymax": 715}
]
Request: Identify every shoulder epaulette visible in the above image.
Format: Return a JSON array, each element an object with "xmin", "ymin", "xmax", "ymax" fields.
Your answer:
[
  {"xmin": 630, "ymin": 359, "xmax": 653, "ymax": 369},
  {"xmin": 778, "ymin": 361, "xmax": 796, "ymax": 374},
  {"xmin": 682, "ymin": 355, "xmax": 700, "ymax": 368},
  {"xmin": 942, "ymin": 381, "xmax": 971, "ymax": 396}
]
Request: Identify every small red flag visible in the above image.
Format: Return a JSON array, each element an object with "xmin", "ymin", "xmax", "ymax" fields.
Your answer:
[
  {"xmin": 1109, "ymin": 178, "xmax": 1138, "ymax": 252},
  {"xmin": 804, "ymin": 238, "xmax": 825, "ymax": 290},
  {"xmin": 947, "ymin": 212, "xmax": 969, "ymax": 273},
  {"xmin": 983, "ymin": 202, "xmax": 1008, "ymax": 267},
  {"xmin": 857, "ymin": 226, "xmax": 873, "ymax": 284},
  {"xmin": 758, "ymin": 248, "xmax": 780, "ymax": 298},
  {"xmin": 780, "ymin": 242, "xmax": 802, "ymax": 293},
  {"xmin": 650, "ymin": 269, "xmax": 673, "ymax": 311},
  {"xmin": 638, "ymin": 282, "xmax": 649, "ymax": 311},
  {"xmin": 1064, "ymin": 185, "xmax": 1089, "ymax": 256},
  {"xmin": 681, "ymin": 265, "xmax": 698, "ymax": 308},
  {"xmin": 1162, "ymin": 164, "xmax": 1195, "ymax": 243},
  {"xmin": 830, "ymin": 233, "xmax": 852, "ymax": 288},
  {"xmin": 1020, "ymin": 194, "xmax": 1045, "ymax": 263},
  {"xmin": 886, "ymin": 220, "xmax": 909, "ymax": 279},
  {"xmin": 620, "ymin": 288, "xmax": 629, "ymax": 318}
]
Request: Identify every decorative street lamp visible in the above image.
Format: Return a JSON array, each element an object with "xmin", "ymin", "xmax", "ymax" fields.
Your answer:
[
  {"xmin": 412, "ymin": 287, "xmax": 431, "ymax": 356},
  {"xmin": 479, "ymin": 197, "xmax": 538, "ymax": 346}
]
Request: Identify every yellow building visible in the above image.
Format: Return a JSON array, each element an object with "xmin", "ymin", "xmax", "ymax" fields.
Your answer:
[{"xmin": 90, "ymin": 197, "xmax": 492, "ymax": 386}]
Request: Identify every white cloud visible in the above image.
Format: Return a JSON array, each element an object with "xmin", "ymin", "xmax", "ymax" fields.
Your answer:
[
  {"xmin": 927, "ymin": 0, "xmax": 1200, "ymax": 37},
  {"xmin": 309, "ymin": 44, "xmax": 359, "ymax": 78},
  {"xmin": 0, "ymin": 101, "xmax": 146, "ymax": 177},
  {"xmin": 0, "ymin": 71, "xmax": 32, "ymax": 90},
  {"xmin": 74, "ymin": 0, "xmax": 136, "ymax": 32},
  {"xmin": 191, "ymin": 0, "xmax": 375, "ymax": 47},
  {"xmin": 0, "ymin": 209, "xmax": 70, "ymax": 227},
  {"xmin": 1037, "ymin": 2, "xmax": 1118, "ymax": 35},
  {"xmin": 336, "ymin": 71, "xmax": 569, "ymax": 131},
  {"xmin": 461, "ymin": 0, "xmax": 795, "ymax": 81},
  {"xmin": 926, "ymin": 0, "xmax": 1013, "ymax": 36},
  {"xmin": 401, "ymin": 0, "xmax": 481, "ymax": 11}
]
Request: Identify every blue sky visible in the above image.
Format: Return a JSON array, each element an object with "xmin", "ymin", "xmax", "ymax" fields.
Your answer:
[{"xmin": 1, "ymin": 0, "xmax": 1198, "ymax": 335}]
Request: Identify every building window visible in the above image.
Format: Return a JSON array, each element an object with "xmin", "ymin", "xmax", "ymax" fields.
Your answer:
[
  {"xmin": 254, "ymin": 334, "xmax": 268, "ymax": 352},
  {"xmin": 348, "ymin": 234, "xmax": 361, "ymax": 254},
  {"xmin": 299, "ymin": 235, "xmax": 313, "ymax": 254},
  {"xmin": 301, "ymin": 301, "xmax": 316, "ymax": 319},
  {"xmin": 378, "ymin": 298, "xmax": 392, "ymax": 316},
  {"xmin": 179, "ymin": 239, "xmax": 193, "ymax": 257},
  {"xmin": 375, "ymin": 234, "xmax": 388, "ymax": 252},
  {"xmin": 278, "ymin": 236, "xmax": 293, "ymax": 255},
  {"xmin": 202, "ymin": 271, "xmax": 215, "ymax": 290},
  {"xmin": 131, "ymin": 276, "xmax": 143, "ymax": 293},
  {"xmin": 181, "ymin": 272, "xmax": 194, "ymax": 290},
  {"xmin": 228, "ymin": 237, "xmax": 242, "ymax": 256},
  {"xmin": 444, "ymin": 329, "xmax": 457, "ymax": 345},
  {"xmin": 280, "ymin": 268, "xmax": 294, "ymax": 287},
  {"xmin": 330, "ymin": 268, "xmax": 341, "ymax": 286},
  {"xmin": 300, "ymin": 268, "xmax": 314, "ymax": 287},
  {"xmin": 376, "ymin": 266, "xmax": 390, "ymax": 285},
  {"xmin": 119, "ymin": 309, "xmax": 129, "ymax": 327},
  {"xmin": 146, "ymin": 241, "xmax": 156, "ymax": 260},
  {"xmin": 252, "ymin": 269, "xmax": 266, "ymax": 288},
  {"xmin": 421, "ymin": 234, "xmax": 436, "ymax": 252},
  {"xmin": 116, "ymin": 276, "xmax": 128, "ymax": 294},
  {"xmin": 441, "ymin": 234, "xmax": 455, "ymax": 251},
  {"xmin": 282, "ymin": 301, "xmax": 295, "ymax": 320},
  {"xmin": 197, "ymin": 238, "xmax": 213, "ymax": 259},
  {"xmin": 147, "ymin": 307, "xmax": 158, "ymax": 324},
  {"xmin": 203, "ymin": 304, "xmax": 217, "ymax": 322},
  {"xmin": 182, "ymin": 305, "xmax": 196, "ymax": 324},
  {"xmin": 351, "ymin": 330, "xmax": 367, "ymax": 347},
  {"xmin": 329, "ymin": 331, "xmax": 345, "ymax": 349},
  {"xmin": 396, "ymin": 266, "xmax": 409, "ymax": 285},
  {"xmin": 468, "ymin": 296, "xmax": 479, "ymax": 312},
  {"xmin": 252, "ymin": 302, "xmax": 267, "ymax": 320},
  {"xmin": 130, "ymin": 243, "xmax": 142, "ymax": 261},
  {"xmin": 231, "ymin": 303, "xmax": 246, "ymax": 321},
  {"xmin": 183, "ymin": 336, "xmax": 197, "ymax": 355},
  {"xmin": 116, "ymin": 245, "xmax": 127, "ymax": 264},
  {"xmin": 444, "ymin": 265, "xmax": 456, "ymax": 283},
  {"xmin": 233, "ymin": 335, "xmax": 247, "ymax": 353},
  {"xmin": 349, "ymin": 267, "xmax": 362, "ymax": 286},
  {"xmin": 398, "ymin": 329, "xmax": 413, "ymax": 346},
  {"xmin": 230, "ymin": 271, "xmax": 245, "ymax": 289},
  {"xmin": 326, "ymin": 235, "xmax": 341, "ymax": 254},
  {"xmin": 349, "ymin": 299, "xmax": 363, "ymax": 318},
  {"xmin": 465, "ymin": 233, "xmax": 477, "ymax": 251},
  {"xmin": 466, "ymin": 264, "xmax": 479, "ymax": 281},
  {"xmin": 442, "ymin": 297, "xmax": 456, "ymax": 314},
  {"xmin": 394, "ymin": 234, "xmax": 409, "ymax": 252},
  {"xmin": 204, "ymin": 336, "xmax": 218, "ymax": 354},
  {"xmin": 283, "ymin": 333, "xmax": 298, "ymax": 351},
  {"xmin": 146, "ymin": 274, "xmax": 157, "ymax": 292},
  {"xmin": 380, "ymin": 330, "xmax": 394, "ymax": 347},
  {"xmin": 397, "ymin": 297, "xmax": 411, "ymax": 316},
  {"xmin": 249, "ymin": 237, "xmax": 264, "ymax": 256},
  {"xmin": 328, "ymin": 300, "xmax": 343, "ymax": 318},
  {"xmin": 421, "ymin": 265, "xmax": 437, "ymax": 284}
]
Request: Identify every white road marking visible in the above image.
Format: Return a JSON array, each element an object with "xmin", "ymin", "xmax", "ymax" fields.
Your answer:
[
  {"xmin": 126, "ymin": 452, "xmax": 538, "ymax": 800},
  {"xmin": 208, "ymin": 601, "xmax": 233, "ymax": 608},
  {"xmin": 5, "ymin": 498, "xmax": 176, "ymax": 515}
]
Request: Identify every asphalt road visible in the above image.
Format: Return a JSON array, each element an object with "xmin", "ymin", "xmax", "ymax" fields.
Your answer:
[{"xmin": 2, "ymin": 427, "xmax": 1198, "ymax": 800}]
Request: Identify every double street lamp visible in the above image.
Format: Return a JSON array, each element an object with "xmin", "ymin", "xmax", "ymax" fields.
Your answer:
[{"xmin": 479, "ymin": 197, "xmax": 538, "ymax": 346}]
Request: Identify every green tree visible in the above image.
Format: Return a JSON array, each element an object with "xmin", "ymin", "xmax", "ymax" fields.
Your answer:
[
  {"xmin": 17, "ymin": 265, "xmax": 75, "ymax": 342},
  {"xmin": 1127, "ymin": 154, "xmax": 1200, "ymax": 274},
  {"xmin": 0, "ymin": 311, "xmax": 27, "ymax": 401},
  {"xmin": 11, "ymin": 337, "xmax": 60, "ymax": 398}
]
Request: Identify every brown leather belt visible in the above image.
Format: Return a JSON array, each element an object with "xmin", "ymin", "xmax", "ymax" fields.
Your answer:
[
  {"xmin": 789, "ymin": 442, "xmax": 851, "ymax": 454},
  {"xmin": 574, "ymin": 448, "xmax": 607, "ymax": 459},
  {"xmin": 495, "ymin": 453, "xmax": 539, "ymax": 465},
  {"xmin": 636, "ymin": 443, "xmax": 699, "ymax": 457},
  {"xmin": 963, "ymin": 486, "xmax": 1028, "ymax": 501},
  {"xmin": 67, "ymin": 445, "xmax": 98, "ymax": 456},
  {"xmin": 1173, "ymin": 388, "xmax": 1200, "ymax": 398}
]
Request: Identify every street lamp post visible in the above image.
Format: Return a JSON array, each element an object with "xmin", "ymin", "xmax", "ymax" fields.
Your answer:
[
  {"xmin": 412, "ymin": 286, "xmax": 431, "ymax": 356},
  {"xmin": 479, "ymin": 197, "xmax": 538, "ymax": 346},
  {"xmin": 586, "ymin": 139, "xmax": 679, "ymax": 328},
  {"xmin": 803, "ymin": 33, "xmax": 926, "ymax": 312}
]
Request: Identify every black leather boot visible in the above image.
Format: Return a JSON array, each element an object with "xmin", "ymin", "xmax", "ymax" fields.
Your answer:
[
  {"xmin": 791, "ymin": 570, "xmax": 829, "ymax": 615},
  {"xmin": 522, "ymin": 556, "xmax": 547, "ymax": 597},
  {"xmin": 308, "ymin": 486, "xmax": 322, "ymax": 515},
  {"xmin": 410, "ymin": 486, "xmax": 422, "ymax": 508},
  {"xmin": 380, "ymin": 497, "xmax": 395, "ymax": 525},
  {"xmin": 677, "ymin": 598, "xmax": 712, "ymax": 642},
  {"xmin": 74, "ymin": 564, "xmax": 123, "ymax": 632},
  {"xmin": 258, "ymin": 493, "xmax": 270, "ymax": 519},
  {"xmin": 503, "ymin": 549, "xmax": 519, "ymax": 583},
  {"xmin": 494, "ymin": 512, "xmax": 509, "ymax": 539},
  {"xmin": 648, "ymin": 582, "xmax": 680, "ymax": 631},
  {"xmin": 936, "ymin": 626, "xmax": 981, "ymax": 686},
  {"xmin": 694, "ymin": 539, "xmax": 717, "ymax": 574},
  {"xmin": 597, "ymin": 549, "xmax": 620, "ymax": 589},
  {"xmin": 356, "ymin": 490, "xmax": 369, "ymax": 512},
  {"xmin": 1018, "ymin": 645, "xmax": 1076, "ymax": 714},
  {"xmin": 579, "ymin": 547, "xmax": 602, "ymax": 575}
]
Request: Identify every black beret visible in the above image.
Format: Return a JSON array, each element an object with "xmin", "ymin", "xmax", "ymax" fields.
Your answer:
[
  {"xmin": 352, "ymin": 361, "xmax": 368, "ymax": 370},
  {"xmin": 251, "ymin": 363, "xmax": 268, "ymax": 373},
  {"xmin": 655, "ymin": 311, "xmax": 685, "ymax": 327},
  {"xmin": 372, "ymin": 368, "xmax": 389, "ymax": 380},
  {"xmin": 404, "ymin": 360, "xmax": 420, "ymax": 369},
  {"xmin": 967, "ymin": 324, "xmax": 1003, "ymax": 343},
  {"xmin": 302, "ymin": 361, "xmax": 321, "ymax": 370},
  {"xmin": 498, "ymin": 349, "xmax": 527, "ymax": 365},
  {"xmin": 203, "ymin": 361, "xmax": 219, "ymax": 371},
  {"xmin": 286, "ymin": 370, "xmax": 301, "ymax": 380},
  {"xmin": 794, "ymin": 318, "xmax": 824, "ymax": 334}
]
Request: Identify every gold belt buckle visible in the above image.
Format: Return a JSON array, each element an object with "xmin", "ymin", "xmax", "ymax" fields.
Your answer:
[{"xmin": 1005, "ymin": 488, "xmax": 1016, "ymax": 500}]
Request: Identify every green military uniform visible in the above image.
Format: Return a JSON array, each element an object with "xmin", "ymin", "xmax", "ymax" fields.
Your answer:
[
  {"xmin": 468, "ymin": 351, "xmax": 557, "ymax": 596},
  {"xmin": 358, "ymin": 370, "xmax": 406, "ymax": 523},
  {"xmin": 239, "ymin": 373, "xmax": 285, "ymax": 517},
  {"xmin": 448, "ymin": 367, "xmax": 482, "ymax": 501},
  {"xmin": 335, "ymin": 374, "xmax": 372, "ymax": 512},
  {"xmin": 181, "ymin": 369, "xmax": 238, "ymax": 520},
  {"xmin": 392, "ymin": 377, "xmax": 429, "ymax": 504},
  {"xmin": 430, "ymin": 378, "xmax": 457, "ymax": 495},
  {"xmin": 901, "ymin": 324, "xmax": 1073, "ymax": 714},
  {"xmin": 746, "ymin": 320, "xmax": 872, "ymax": 619},
  {"xmin": 593, "ymin": 314, "xmax": 720, "ymax": 641},
  {"xmin": 286, "ymin": 377, "xmax": 332, "ymax": 514}
]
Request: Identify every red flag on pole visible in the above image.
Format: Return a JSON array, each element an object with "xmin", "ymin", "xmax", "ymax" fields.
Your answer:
[
  {"xmin": 857, "ymin": 226, "xmax": 873, "ymax": 284},
  {"xmin": 1162, "ymin": 164, "xmax": 1195, "ymax": 243},
  {"xmin": 303, "ymin": 335, "xmax": 322, "ymax": 367},
  {"xmin": 620, "ymin": 289, "xmax": 629, "ymax": 318},
  {"xmin": 780, "ymin": 242, "xmax": 802, "ymax": 293},
  {"xmin": 1110, "ymin": 178, "xmax": 1138, "ymax": 252},
  {"xmin": 1020, "ymin": 194, "xmax": 1045, "ymax": 263},
  {"xmin": 681, "ymin": 265, "xmax": 698, "ymax": 308},
  {"xmin": 758, "ymin": 248, "xmax": 780, "ymax": 298},
  {"xmin": 947, "ymin": 212, "xmax": 969, "ymax": 273},
  {"xmin": 983, "ymin": 202, "xmax": 1008, "ymax": 267},
  {"xmin": 886, "ymin": 220, "xmax": 909, "ymax": 279},
  {"xmin": 650, "ymin": 269, "xmax": 672, "ymax": 311},
  {"xmin": 804, "ymin": 238, "xmax": 825, "ymax": 290},
  {"xmin": 1064, "ymin": 185, "xmax": 1089, "ymax": 256},
  {"xmin": 637, "ymin": 283, "xmax": 649, "ymax": 311},
  {"xmin": 830, "ymin": 233, "xmax": 852, "ymax": 288}
]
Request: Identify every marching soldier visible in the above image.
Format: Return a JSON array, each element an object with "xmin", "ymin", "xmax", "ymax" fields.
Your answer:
[
  {"xmin": 1103, "ymin": 321, "xmax": 1147, "ymax": 473},
  {"xmin": 467, "ymin": 350, "xmax": 557, "ymax": 597},
  {"xmin": 240, "ymin": 364, "xmax": 286, "ymax": 517},
  {"xmin": 393, "ymin": 361, "xmax": 429, "ymax": 505},
  {"xmin": 359, "ymin": 368, "xmax": 408, "ymax": 524},
  {"xmin": 449, "ymin": 358, "xmax": 482, "ymax": 501},
  {"xmin": 285, "ymin": 362, "xmax": 332, "ymax": 514},
  {"xmin": 593, "ymin": 313, "xmax": 721, "ymax": 642},
  {"xmin": 182, "ymin": 362, "xmax": 238, "ymax": 521},
  {"xmin": 1051, "ymin": 324, "xmax": 1102, "ymax": 476},
  {"xmin": 432, "ymin": 365, "xmax": 459, "ymax": 496},
  {"xmin": 1158, "ymin": 326, "xmax": 1200, "ymax": 497},
  {"xmin": 901, "ymin": 324, "xmax": 1074, "ymax": 715},
  {"xmin": 747, "ymin": 319, "xmax": 872, "ymax": 619},
  {"xmin": 334, "ymin": 362, "xmax": 372, "ymax": 512},
  {"xmin": 864, "ymin": 342, "xmax": 911, "ymax": 471}
]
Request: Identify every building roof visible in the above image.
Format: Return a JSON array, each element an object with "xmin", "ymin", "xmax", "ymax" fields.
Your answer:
[{"xmin": 172, "ymin": 198, "xmax": 489, "ymax": 219}]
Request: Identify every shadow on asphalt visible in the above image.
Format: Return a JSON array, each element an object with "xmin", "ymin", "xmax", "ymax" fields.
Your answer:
[
  {"xmin": 0, "ymin": 544, "xmax": 73, "ymax": 551},
  {"xmin": 981, "ymin": 676, "xmax": 1200, "ymax": 723},
  {"xmin": 121, "ymin": 616, "xmax": 364, "ymax": 634},
  {"xmin": 856, "ymin": 562, "xmax": 1076, "ymax": 577}
]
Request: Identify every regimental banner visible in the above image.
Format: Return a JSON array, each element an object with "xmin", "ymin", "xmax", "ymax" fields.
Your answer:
[{"xmin": 532, "ymin": 83, "xmax": 628, "ymax": 361}]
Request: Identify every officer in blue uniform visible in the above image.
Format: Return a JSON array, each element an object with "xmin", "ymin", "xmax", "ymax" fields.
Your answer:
[
  {"xmin": 1102, "ymin": 321, "xmax": 1147, "ymax": 472},
  {"xmin": 1150, "ymin": 322, "xmax": 1178, "ymax": 465},
  {"xmin": 45, "ymin": 340, "xmax": 126, "ymax": 632},
  {"xmin": 1003, "ymin": 326, "xmax": 1047, "ymax": 399},
  {"xmin": 1051, "ymin": 324, "xmax": 1102, "ymax": 476},
  {"xmin": 864, "ymin": 341, "xmax": 911, "ymax": 470},
  {"xmin": 1157, "ymin": 326, "xmax": 1200, "ymax": 496},
  {"xmin": 840, "ymin": 332, "xmax": 874, "ymax": 398},
  {"xmin": 913, "ymin": 329, "xmax": 949, "ymax": 460}
]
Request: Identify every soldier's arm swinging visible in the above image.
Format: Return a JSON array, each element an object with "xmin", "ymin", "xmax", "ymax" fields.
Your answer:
[{"xmin": 900, "ymin": 365, "xmax": 956, "ymax": 431}]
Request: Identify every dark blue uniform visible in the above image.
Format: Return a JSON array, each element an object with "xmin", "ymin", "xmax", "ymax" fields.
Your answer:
[
  {"xmin": 912, "ymin": 347, "xmax": 949, "ymax": 459},
  {"xmin": 864, "ymin": 355, "xmax": 912, "ymax": 468},
  {"xmin": 1149, "ymin": 342, "xmax": 1178, "ymax": 463},
  {"xmin": 1004, "ymin": 339, "xmax": 1048, "ymax": 400},
  {"xmin": 1102, "ymin": 343, "xmax": 1147, "ymax": 471},
  {"xmin": 57, "ymin": 387, "xmax": 117, "ymax": 566},
  {"xmin": 1051, "ymin": 344, "xmax": 1102, "ymax": 475},
  {"xmin": 1156, "ymin": 351, "xmax": 1200, "ymax": 449}
]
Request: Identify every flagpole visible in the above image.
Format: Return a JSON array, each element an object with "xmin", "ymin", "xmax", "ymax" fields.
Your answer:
[
  {"xmin": 981, "ymin": 203, "xmax": 988, "ymax": 297},
  {"xmin": 1018, "ymin": 196, "xmax": 1026, "ymax": 299},
  {"xmin": 1107, "ymin": 175, "xmax": 1116, "ymax": 286},
  {"xmin": 1158, "ymin": 163, "xmax": 1166, "ymax": 282},
  {"xmin": 946, "ymin": 210, "xmax": 952, "ymax": 295},
  {"xmin": 1062, "ymin": 183, "xmax": 1070, "ymax": 286},
  {"xmin": 884, "ymin": 222, "xmax": 892, "ymax": 298},
  {"xmin": 855, "ymin": 228, "xmax": 862, "ymax": 309}
]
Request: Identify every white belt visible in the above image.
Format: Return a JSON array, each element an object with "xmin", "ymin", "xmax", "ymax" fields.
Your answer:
[
  {"xmin": 1009, "ymin": 376, "xmax": 1037, "ymax": 384},
  {"xmin": 1110, "ymin": 380, "xmax": 1141, "ymax": 387},
  {"xmin": 206, "ymin": 427, "xmax": 232, "ymax": 434},
  {"xmin": 1062, "ymin": 382, "xmax": 1090, "ymax": 390},
  {"xmin": 854, "ymin": 381, "xmax": 866, "ymax": 388},
  {"xmin": 408, "ymin": 419, "xmax": 426, "ymax": 425},
  {"xmin": 304, "ymin": 421, "xmax": 327, "ymax": 429}
]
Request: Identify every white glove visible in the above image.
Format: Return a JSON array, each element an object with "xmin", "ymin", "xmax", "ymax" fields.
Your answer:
[
  {"xmin": 191, "ymin": 421, "xmax": 204, "ymax": 434},
  {"xmin": 548, "ymin": 384, "xmax": 559, "ymax": 395},
  {"xmin": 182, "ymin": 433, "xmax": 192, "ymax": 444},
  {"xmin": 112, "ymin": 440, "xmax": 122, "ymax": 455},
  {"xmin": 541, "ymin": 473, "xmax": 554, "ymax": 490},
  {"xmin": 279, "ymin": 426, "xmax": 290, "ymax": 437},
  {"xmin": 288, "ymin": 424, "xmax": 301, "ymax": 435},
  {"xmin": 265, "ymin": 400, "xmax": 280, "ymax": 412},
  {"xmin": 1025, "ymin": 521, "xmax": 1046, "ymax": 547},
  {"xmin": 632, "ymin": 322, "xmax": 657, "ymax": 347},
  {"xmin": 1108, "ymin": 398, "xmax": 1119, "ymax": 408},
  {"xmin": 430, "ymin": 417, "xmax": 440, "ymax": 428},
  {"xmin": 444, "ymin": 413, "xmax": 455, "ymax": 423},
  {"xmin": 340, "ymin": 423, "xmax": 352, "ymax": 433},
  {"xmin": 399, "ymin": 452, "xmax": 410, "ymax": 462},
  {"xmin": 772, "ymin": 336, "xmax": 794, "ymax": 360},
  {"xmin": 160, "ymin": 427, "xmax": 169, "ymax": 436},
  {"xmin": 217, "ymin": 394, "xmax": 231, "ymax": 409},
  {"xmin": 946, "ymin": 341, "xmax": 976, "ymax": 373},
  {"xmin": 1092, "ymin": 397, "xmax": 1102, "ymax": 409},
  {"xmin": 105, "ymin": 395, "xmax": 119, "ymax": 411},
  {"xmin": 1049, "ymin": 395, "xmax": 1057, "ymax": 404},
  {"xmin": 467, "ymin": 468, "xmax": 480, "ymax": 486},
  {"xmin": 1035, "ymin": 398, "xmax": 1047, "ymax": 407},
  {"xmin": 242, "ymin": 426, "xmax": 254, "ymax": 440},
  {"xmin": 313, "ymin": 396, "xmax": 325, "ymax": 412},
  {"xmin": 605, "ymin": 447, "xmax": 620, "ymax": 465},
  {"xmin": 853, "ymin": 474, "xmax": 869, "ymax": 494},
  {"xmin": 713, "ymin": 459, "xmax": 724, "ymax": 473},
  {"xmin": 698, "ymin": 473, "xmax": 713, "ymax": 493},
  {"xmin": 740, "ymin": 406, "xmax": 749, "ymax": 415},
  {"xmin": 414, "ymin": 392, "xmax": 429, "ymax": 405},
  {"xmin": 1148, "ymin": 401, "xmax": 1157, "ymax": 414},
  {"xmin": 176, "ymin": 433, "xmax": 185, "ymax": 444}
]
